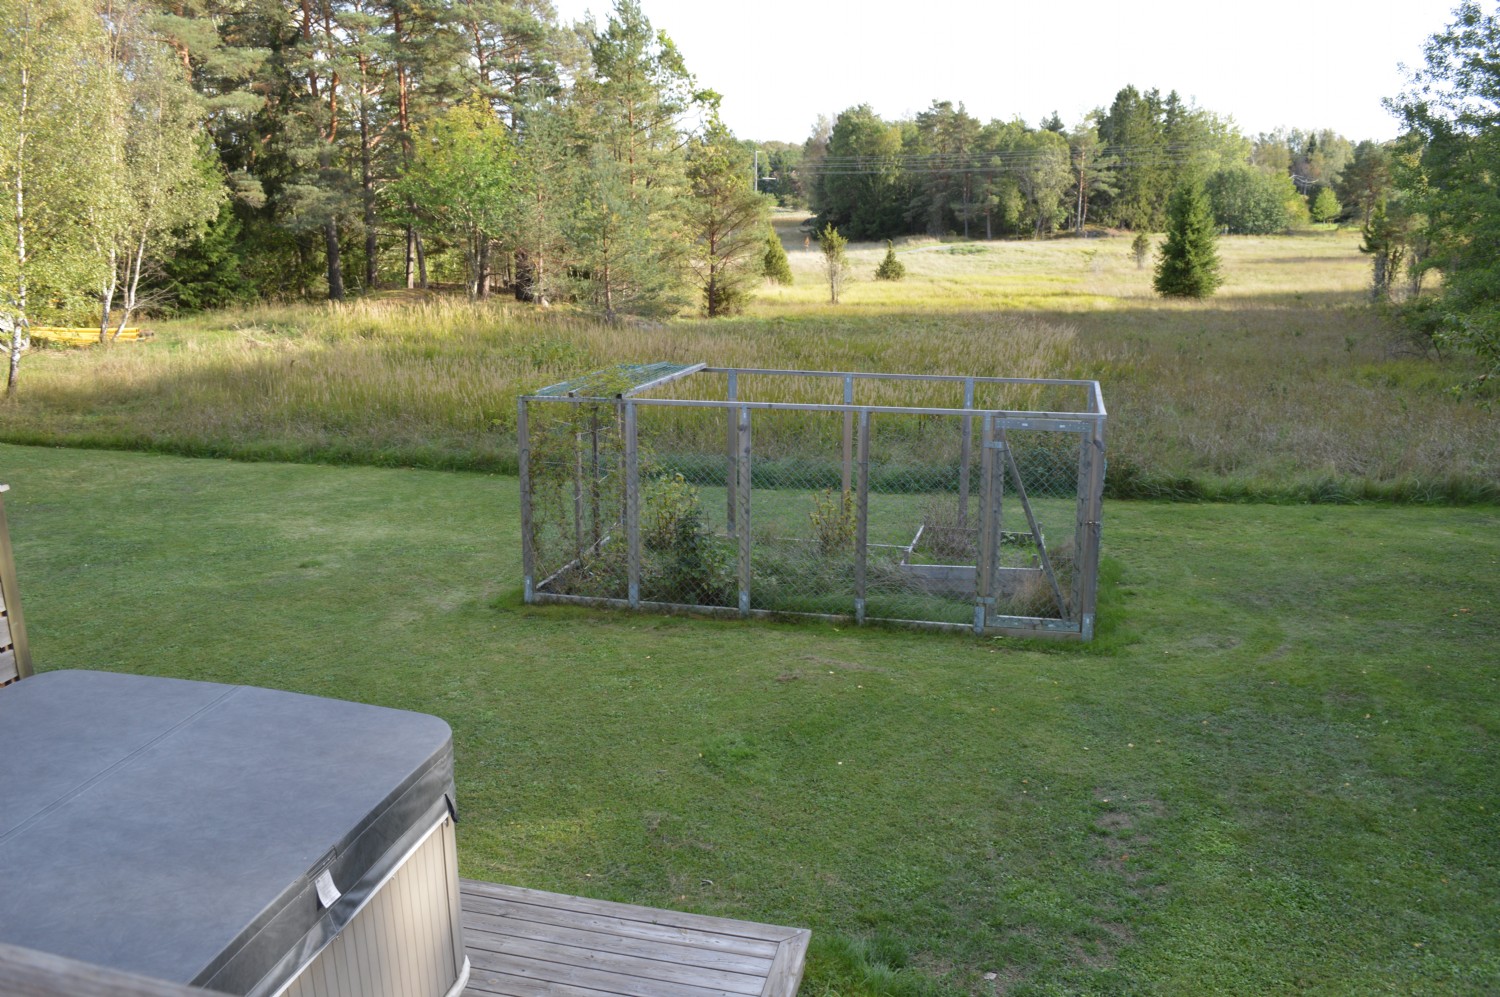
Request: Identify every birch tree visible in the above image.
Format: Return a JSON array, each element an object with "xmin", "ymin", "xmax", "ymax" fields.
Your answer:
[
  {"xmin": 391, "ymin": 98, "xmax": 516, "ymax": 298},
  {"xmin": 99, "ymin": 8, "xmax": 224, "ymax": 341},
  {"xmin": 0, "ymin": 0, "xmax": 121, "ymax": 395}
]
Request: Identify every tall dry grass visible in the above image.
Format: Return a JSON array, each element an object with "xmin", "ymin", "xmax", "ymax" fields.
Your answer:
[{"xmin": 1, "ymin": 231, "xmax": 1496, "ymax": 502}]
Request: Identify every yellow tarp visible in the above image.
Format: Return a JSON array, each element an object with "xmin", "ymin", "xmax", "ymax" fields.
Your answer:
[{"xmin": 30, "ymin": 327, "xmax": 146, "ymax": 347}]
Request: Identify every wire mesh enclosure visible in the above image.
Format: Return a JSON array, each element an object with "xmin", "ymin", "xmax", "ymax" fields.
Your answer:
[{"xmin": 519, "ymin": 364, "xmax": 1106, "ymax": 639}]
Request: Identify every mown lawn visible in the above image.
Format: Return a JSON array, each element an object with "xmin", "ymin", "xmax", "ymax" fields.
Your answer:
[{"xmin": 3, "ymin": 443, "xmax": 1494, "ymax": 994}]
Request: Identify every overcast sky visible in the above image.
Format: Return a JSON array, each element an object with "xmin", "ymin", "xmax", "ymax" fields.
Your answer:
[{"xmin": 551, "ymin": 0, "xmax": 1462, "ymax": 143}]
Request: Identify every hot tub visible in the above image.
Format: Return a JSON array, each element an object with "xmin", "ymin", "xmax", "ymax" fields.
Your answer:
[{"xmin": 0, "ymin": 670, "xmax": 469, "ymax": 996}]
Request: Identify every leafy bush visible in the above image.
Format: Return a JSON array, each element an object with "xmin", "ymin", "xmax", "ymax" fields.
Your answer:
[
  {"xmin": 1205, "ymin": 164, "xmax": 1294, "ymax": 235},
  {"xmin": 641, "ymin": 473, "xmax": 735, "ymax": 604},
  {"xmin": 809, "ymin": 488, "xmax": 856, "ymax": 555}
]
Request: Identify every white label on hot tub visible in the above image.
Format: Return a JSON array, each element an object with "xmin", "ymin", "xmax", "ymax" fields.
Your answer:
[{"xmin": 315, "ymin": 869, "xmax": 342, "ymax": 909}]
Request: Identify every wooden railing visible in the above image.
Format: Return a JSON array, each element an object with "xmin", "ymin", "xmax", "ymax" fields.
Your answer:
[{"xmin": 0, "ymin": 484, "xmax": 31, "ymax": 685}]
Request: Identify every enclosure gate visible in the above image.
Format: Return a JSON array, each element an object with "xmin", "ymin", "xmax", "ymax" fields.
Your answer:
[{"xmin": 520, "ymin": 365, "xmax": 1105, "ymax": 640}]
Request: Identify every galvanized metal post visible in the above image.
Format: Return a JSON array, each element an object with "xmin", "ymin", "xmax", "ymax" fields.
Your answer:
[
  {"xmin": 589, "ymin": 409, "xmax": 602, "ymax": 546},
  {"xmin": 1077, "ymin": 418, "xmax": 1106, "ymax": 639},
  {"xmin": 737, "ymin": 405, "xmax": 753, "ymax": 617},
  {"xmin": 517, "ymin": 398, "xmax": 536, "ymax": 603},
  {"xmin": 1072, "ymin": 431, "xmax": 1089, "ymax": 625},
  {"xmin": 726, "ymin": 371, "xmax": 738, "ymax": 535},
  {"xmin": 572, "ymin": 433, "xmax": 585, "ymax": 560},
  {"xmin": 841, "ymin": 375, "xmax": 854, "ymax": 496},
  {"xmin": 958, "ymin": 378, "xmax": 974, "ymax": 529},
  {"xmin": 975, "ymin": 413, "xmax": 995, "ymax": 634},
  {"xmin": 855, "ymin": 411, "xmax": 871, "ymax": 624},
  {"xmin": 986, "ymin": 417, "xmax": 1006, "ymax": 623},
  {"xmin": 616, "ymin": 400, "xmax": 627, "ymax": 526},
  {"xmin": 624, "ymin": 401, "xmax": 641, "ymax": 608}
]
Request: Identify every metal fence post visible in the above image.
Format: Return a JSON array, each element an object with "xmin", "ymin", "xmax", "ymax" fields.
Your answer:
[
  {"xmin": 1077, "ymin": 418, "xmax": 1106, "ymax": 639},
  {"xmin": 590, "ymin": 408, "xmax": 602, "ymax": 546},
  {"xmin": 517, "ymin": 398, "xmax": 535, "ymax": 603},
  {"xmin": 726, "ymin": 370, "xmax": 738, "ymax": 535},
  {"xmin": 975, "ymin": 413, "xmax": 995, "ymax": 634},
  {"xmin": 624, "ymin": 401, "xmax": 641, "ymax": 608},
  {"xmin": 841, "ymin": 375, "xmax": 855, "ymax": 496},
  {"xmin": 855, "ymin": 411, "xmax": 871, "ymax": 624},
  {"xmin": 737, "ymin": 405, "xmax": 753, "ymax": 617},
  {"xmin": 958, "ymin": 378, "xmax": 974, "ymax": 529}
]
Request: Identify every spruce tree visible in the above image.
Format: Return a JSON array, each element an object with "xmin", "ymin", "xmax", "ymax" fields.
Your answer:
[
  {"xmin": 874, "ymin": 240, "xmax": 905, "ymax": 280},
  {"xmin": 763, "ymin": 229, "xmax": 792, "ymax": 284},
  {"xmin": 1153, "ymin": 181, "xmax": 1221, "ymax": 298}
]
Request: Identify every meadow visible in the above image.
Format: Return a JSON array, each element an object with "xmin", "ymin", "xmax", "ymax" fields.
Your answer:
[
  {"xmin": 2, "ymin": 443, "xmax": 1495, "ymax": 995},
  {"xmin": 1, "ymin": 225, "xmax": 1495, "ymax": 502}
]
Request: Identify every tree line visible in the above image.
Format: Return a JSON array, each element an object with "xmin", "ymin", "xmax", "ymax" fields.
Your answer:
[{"xmin": 758, "ymin": 94, "xmax": 1393, "ymax": 244}]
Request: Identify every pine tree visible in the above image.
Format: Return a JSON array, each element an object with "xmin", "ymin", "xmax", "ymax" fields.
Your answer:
[
  {"xmin": 1153, "ymin": 182, "xmax": 1221, "ymax": 298},
  {"xmin": 762, "ymin": 228, "xmax": 792, "ymax": 285},
  {"xmin": 685, "ymin": 114, "xmax": 769, "ymax": 317},
  {"xmin": 567, "ymin": 0, "xmax": 702, "ymax": 318},
  {"xmin": 874, "ymin": 240, "xmax": 905, "ymax": 281}
]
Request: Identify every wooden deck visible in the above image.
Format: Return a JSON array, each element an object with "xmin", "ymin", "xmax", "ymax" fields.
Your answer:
[{"xmin": 460, "ymin": 880, "xmax": 810, "ymax": 997}]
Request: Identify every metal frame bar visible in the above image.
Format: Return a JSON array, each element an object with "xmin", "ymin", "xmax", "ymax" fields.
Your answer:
[
  {"xmin": 736, "ymin": 406, "xmax": 752, "ymax": 618},
  {"xmin": 1076, "ymin": 418, "xmax": 1106, "ymax": 639},
  {"xmin": 520, "ymin": 394, "xmax": 1100, "ymax": 427},
  {"xmin": 517, "ymin": 400, "xmax": 535, "ymax": 603},
  {"xmin": 620, "ymin": 362, "xmax": 708, "ymax": 397},
  {"xmin": 624, "ymin": 401, "xmax": 641, "ymax": 608},
  {"xmin": 528, "ymin": 591, "xmax": 1084, "ymax": 638},
  {"xmin": 854, "ymin": 411, "xmax": 871, "ymax": 625},
  {"xmin": 841, "ymin": 375, "xmax": 855, "ymax": 497},
  {"xmin": 958, "ymin": 378, "xmax": 974, "ymax": 530},
  {"xmin": 726, "ymin": 370, "xmax": 738, "ymax": 534},
  {"xmin": 697, "ymin": 366, "xmax": 1101, "ymax": 396}
]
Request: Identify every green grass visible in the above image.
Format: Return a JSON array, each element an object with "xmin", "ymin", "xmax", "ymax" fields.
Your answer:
[
  {"xmin": 0, "ymin": 230, "xmax": 1495, "ymax": 502},
  {"xmin": 4, "ymin": 442, "xmax": 1496, "ymax": 994}
]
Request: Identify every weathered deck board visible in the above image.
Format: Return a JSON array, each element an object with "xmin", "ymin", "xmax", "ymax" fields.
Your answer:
[{"xmin": 460, "ymin": 880, "xmax": 809, "ymax": 997}]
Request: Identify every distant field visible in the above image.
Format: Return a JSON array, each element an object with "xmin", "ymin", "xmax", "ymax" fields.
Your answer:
[
  {"xmin": 3, "ymin": 444, "xmax": 1495, "ymax": 995},
  {"xmin": 0, "ymin": 228, "xmax": 1494, "ymax": 501}
]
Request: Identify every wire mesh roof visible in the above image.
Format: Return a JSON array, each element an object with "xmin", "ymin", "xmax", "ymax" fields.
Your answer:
[{"xmin": 532, "ymin": 362, "xmax": 702, "ymax": 398}]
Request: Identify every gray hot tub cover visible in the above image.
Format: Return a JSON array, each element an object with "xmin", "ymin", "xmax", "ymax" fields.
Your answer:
[{"xmin": 0, "ymin": 670, "xmax": 456, "ymax": 994}]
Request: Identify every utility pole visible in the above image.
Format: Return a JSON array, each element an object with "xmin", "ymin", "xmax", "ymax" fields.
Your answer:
[{"xmin": 753, "ymin": 149, "xmax": 759, "ymax": 192}]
